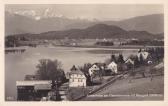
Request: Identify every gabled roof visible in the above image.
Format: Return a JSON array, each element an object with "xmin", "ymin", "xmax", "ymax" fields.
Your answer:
[
  {"xmin": 70, "ymin": 69, "xmax": 84, "ymax": 75},
  {"xmin": 125, "ymin": 58, "xmax": 134, "ymax": 65},
  {"xmin": 70, "ymin": 65, "xmax": 84, "ymax": 75},
  {"xmin": 16, "ymin": 80, "xmax": 52, "ymax": 86},
  {"xmin": 137, "ymin": 51, "xmax": 149, "ymax": 59},
  {"xmin": 108, "ymin": 61, "xmax": 117, "ymax": 66},
  {"xmin": 93, "ymin": 62, "xmax": 106, "ymax": 66},
  {"xmin": 91, "ymin": 62, "xmax": 105, "ymax": 69},
  {"xmin": 70, "ymin": 65, "xmax": 77, "ymax": 71}
]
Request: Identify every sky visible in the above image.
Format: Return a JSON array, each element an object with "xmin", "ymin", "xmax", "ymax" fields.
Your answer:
[{"xmin": 5, "ymin": 4, "xmax": 163, "ymax": 21}]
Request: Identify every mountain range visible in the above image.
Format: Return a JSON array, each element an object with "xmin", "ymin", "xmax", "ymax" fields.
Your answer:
[
  {"xmin": 5, "ymin": 11, "xmax": 164, "ymax": 36},
  {"xmin": 11, "ymin": 24, "xmax": 163, "ymax": 40}
]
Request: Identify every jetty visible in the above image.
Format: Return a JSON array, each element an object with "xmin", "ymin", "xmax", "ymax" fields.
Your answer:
[{"xmin": 5, "ymin": 47, "xmax": 26, "ymax": 54}]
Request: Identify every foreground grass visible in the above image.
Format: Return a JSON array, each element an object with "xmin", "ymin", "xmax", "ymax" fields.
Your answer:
[{"xmin": 82, "ymin": 75, "xmax": 164, "ymax": 101}]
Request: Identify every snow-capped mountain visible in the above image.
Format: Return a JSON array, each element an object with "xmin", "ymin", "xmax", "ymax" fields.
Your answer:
[
  {"xmin": 5, "ymin": 10, "xmax": 164, "ymax": 35},
  {"xmin": 5, "ymin": 11, "xmax": 95, "ymax": 35},
  {"xmin": 7, "ymin": 9, "xmax": 96, "ymax": 21}
]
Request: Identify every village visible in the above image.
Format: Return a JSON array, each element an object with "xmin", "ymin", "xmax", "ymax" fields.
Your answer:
[
  {"xmin": 4, "ymin": 4, "xmax": 164, "ymax": 102},
  {"xmin": 15, "ymin": 47, "xmax": 164, "ymax": 101}
]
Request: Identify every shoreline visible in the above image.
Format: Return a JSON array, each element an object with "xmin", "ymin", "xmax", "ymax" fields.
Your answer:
[{"xmin": 5, "ymin": 45, "xmax": 164, "ymax": 50}]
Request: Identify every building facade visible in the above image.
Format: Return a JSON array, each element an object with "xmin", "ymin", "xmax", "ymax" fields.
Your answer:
[
  {"xmin": 69, "ymin": 66, "xmax": 86, "ymax": 87},
  {"xmin": 16, "ymin": 80, "xmax": 52, "ymax": 101},
  {"xmin": 107, "ymin": 61, "xmax": 118, "ymax": 74},
  {"xmin": 88, "ymin": 64, "xmax": 101, "ymax": 76}
]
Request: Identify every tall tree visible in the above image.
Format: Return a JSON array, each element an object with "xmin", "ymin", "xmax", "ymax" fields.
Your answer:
[
  {"xmin": 79, "ymin": 63, "xmax": 92, "ymax": 85},
  {"xmin": 138, "ymin": 48, "xmax": 142, "ymax": 53},
  {"xmin": 79, "ymin": 63, "xmax": 92, "ymax": 75},
  {"xmin": 118, "ymin": 54, "xmax": 125, "ymax": 64},
  {"xmin": 35, "ymin": 59, "xmax": 66, "ymax": 83},
  {"xmin": 111, "ymin": 54, "xmax": 117, "ymax": 63},
  {"xmin": 134, "ymin": 55, "xmax": 140, "ymax": 68},
  {"xmin": 139, "ymin": 53, "xmax": 144, "ymax": 65}
]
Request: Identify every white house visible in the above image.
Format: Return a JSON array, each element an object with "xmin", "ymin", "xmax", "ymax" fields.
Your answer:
[
  {"xmin": 137, "ymin": 51, "xmax": 149, "ymax": 60},
  {"xmin": 69, "ymin": 66, "xmax": 86, "ymax": 87},
  {"xmin": 107, "ymin": 61, "xmax": 118, "ymax": 74},
  {"xmin": 88, "ymin": 64, "xmax": 101, "ymax": 76}
]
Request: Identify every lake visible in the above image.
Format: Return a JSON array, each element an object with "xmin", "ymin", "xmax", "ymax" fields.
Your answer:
[{"xmin": 5, "ymin": 46, "xmax": 139, "ymax": 100}]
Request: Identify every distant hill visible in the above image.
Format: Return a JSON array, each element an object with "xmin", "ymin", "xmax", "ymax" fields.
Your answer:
[
  {"xmin": 103, "ymin": 14, "xmax": 164, "ymax": 34},
  {"xmin": 10, "ymin": 24, "xmax": 162, "ymax": 40},
  {"xmin": 5, "ymin": 12, "xmax": 164, "ymax": 35}
]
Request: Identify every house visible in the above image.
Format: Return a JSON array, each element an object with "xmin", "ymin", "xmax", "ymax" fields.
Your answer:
[
  {"xmin": 69, "ymin": 65, "xmax": 86, "ymax": 87},
  {"xmin": 107, "ymin": 61, "xmax": 118, "ymax": 74},
  {"xmin": 137, "ymin": 51, "xmax": 149, "ymax": 60},
  {"xmin": 88, "ymin": 63, "xmax": 104, "ymax": 82},
  {"xmin": 125, "ymin": 58, "xmax": 135, "ymax": 70},
  {"xmin": 88, "ymin": 63, "xmax": 101, "ymax": 76},
  {"xmin": 16, "ymin": 80, "xmax": 52, "ymax": 101}
]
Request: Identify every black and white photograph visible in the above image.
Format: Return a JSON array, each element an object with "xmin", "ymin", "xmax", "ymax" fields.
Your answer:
[{"xmin": 4, "ymin": 4, "xmax": 164, "ymax": 101}]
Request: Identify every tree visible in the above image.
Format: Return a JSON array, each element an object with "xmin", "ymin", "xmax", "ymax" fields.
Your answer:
[
  {"xmin": 134, "ymin": 55, "xmax": 140, "ymax": 68},
  {"xmin": 79, "ymin": 63, "xmax": 91, "ymax": 74},
  {"xmin": 35, "ymin": 59, "xmax": 66, "ymax": 83},
  {"xmin": 118, "ymin": 54, "xmax": 125, "ymax": 64},
  {"xmin": 5, "ymin": 36, "xmax": 18, "ymax": 47},
  {"xmin": 138, "ymin": 48, "xmax": 142, "ymax": 53},
  {"xmin": 111, "ymin": 54, "xmax": 117, "ymax": 63},
  {"xmin": 79, "ymin": 63, "xmax": 92, "ymax": 85},
  {"xmin": 139, "ymin": 53, "xmax": 144, "ymax": 65}
]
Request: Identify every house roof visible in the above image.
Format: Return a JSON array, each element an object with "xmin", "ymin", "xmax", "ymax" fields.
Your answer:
[
  {"xmin": 94, "ymin": 62, "xmax": 105, "ymax": 66},
  {"xmin": 70, "ymin": 65, "xmax": 84, "ymax": 75},
  {"xmin": 91, "ymin": 63, "xmax": 105, "ymax": 69},
  {"xmin": 34, "ymin": 84, "xmax": 51, "ymax": 90},
  {"xmin": 16, "ymin": 80, "xmax": 52, "ymax": 86},
  {"xmin": 125, "ymin": 58, "xmax": 134, "ymax": 64},
  {"xmin": 70, "ymin": 65, "xmax": 77, "ymax": 71},
  {"xmin": 137, "ymin": 51, "xmax": 149, "ymax": 59},
  {"xmin": 108, "ymin": 61, "xmax": 117, "ymax": 66},
  {"xmin": 70, "ymin": 69, "xmax": 84, "ymax": 75}
]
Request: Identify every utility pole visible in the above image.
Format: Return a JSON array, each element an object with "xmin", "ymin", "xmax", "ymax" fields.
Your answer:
[
  {"xmin": 51, "ymin": 80, "xmax": 56, "ymax": 101},
  {"xmin": 52, "ymin": 78, "xmax": 61, "ymax": 101}
]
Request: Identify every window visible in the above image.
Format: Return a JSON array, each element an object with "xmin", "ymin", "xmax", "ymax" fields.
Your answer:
[
  {"xmin": 71, "ymin": 79, "xmax": 74, "ymax": 82},
  {"xmin": 78, "ymin": 79, "xmax": 83, "ymax": 82},
  {"xmin": 71, "ymin": 74, "xmax": 74, "ymax": 77}
]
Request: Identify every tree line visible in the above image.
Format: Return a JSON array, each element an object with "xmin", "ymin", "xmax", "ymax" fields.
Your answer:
[
  {"xmin": 120, "ymin": 39, "xmax": 164, "ymax": 46},
  {"xmin": 95, "ymin": 41, "xmax": 114, "ymax": 46}
]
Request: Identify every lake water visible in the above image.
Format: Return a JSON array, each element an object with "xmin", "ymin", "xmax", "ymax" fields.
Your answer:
[{"xmin": 5, "ymin": 46, "xmax": 138, "ymax": 100}]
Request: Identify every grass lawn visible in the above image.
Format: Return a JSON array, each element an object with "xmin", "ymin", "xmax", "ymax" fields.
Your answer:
[
  {"xmin": 66, "ymin": 87, "xmax": 90, "ymax": 100},
  {"xmin": 82, "ymin": 75, "xmax": 164, "ymax": 101}
]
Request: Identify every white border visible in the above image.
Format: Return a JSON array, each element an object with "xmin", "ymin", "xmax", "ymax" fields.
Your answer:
[{"xmin": 0, "ymin": 0, "xmax": 167, "ymax": 106}]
